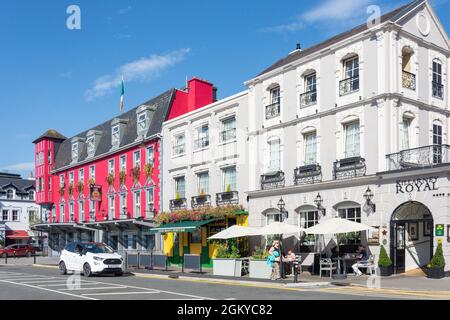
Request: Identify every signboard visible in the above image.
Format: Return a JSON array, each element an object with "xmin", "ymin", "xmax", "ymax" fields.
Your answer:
[
  {"xmin": 396, "ymin": 177, "xmax": 438, "ymax": 194},
  {"xmin": 435, "ymin": 224, "xmax": 445, "ymax": 237},
  {"xmin": 90, "ymin": 185, "xmax": 102, "ymax": 202}
]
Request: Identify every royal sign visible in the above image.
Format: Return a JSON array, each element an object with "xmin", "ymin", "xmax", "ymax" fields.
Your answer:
[{"xmin": 396, "ymin": 177, "xmax": 438, "ymax": 194}]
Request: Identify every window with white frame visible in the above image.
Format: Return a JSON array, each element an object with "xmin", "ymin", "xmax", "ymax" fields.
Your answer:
[
  {"xmin": 344, "ymin": 122, "xmax": 360, "ymax": 158},
  {"xmin": 69, "ymin": 172, "xmax": 74, "ymax": 185},
  {"xmin": 89, "ymin": 200, "xmax": 95, "ymax": 216},
  {"xmin": 78, "ymin": 169, "xmax": 84, "ymax": 183},
  {"xmin": 146, "ymin": 188, "xmax": 154, "ymax": 217},
  {"xmin": 303, "ymin": 131, "xmax": 317, "ymax": 165},
  {"xmin": 49, "ymin": 177, "xmax": 52, "ymax": 191},
  {"xmin": 146, "ymin": 146, "xmax": 154, "ymax": 164},
  {"xmin": 301, "ymin": 73, "xmax": 317, "ymax": 107},
  {"xmin": 220, "ymin": 116, "xmax": 236, "ymax": 142},
  {"xmin": 133, "ymin": 151, "xmax": 141, "ymax": 167},
  {"xmin": 12, "ymin": 210, "xmax": 19, "ymax": 221},
  {"xmin": 173, "ymin": 133, "xmax": 186, "ymax": 155},
  {"xmin": 305, "ymin": 73, "xmax": 317, "ymax": 93},
  {"xmin": 89, "ymin": 166, "xmax": 95, "ymax": 179},
  {"xmin": 433, "ymin": 122, "xmax": 443, "ymax": 164},
  {"xmin": 71, "ymin": 142, "xmax": 78, "ymax": 161},
  {"xmin": 194, "ymin": 124, "xmax": 210, "ymax": 149},
  {"xmin": 108, "ymin": 159, "xmax": 115, "ymax": 174},
  {"xmin": 60, "ymin": 204, "xmax": 65, "ymax": 222},
  {"xmin": 120, "ymin": 193, "xmax": 127, "ymax": 216},
  {"xmin": 6, "ymin": 189, "xmax": 14, "ymax": 200},
  {"xmin": 120, "ymin": 155, "xmax": 127, "ymax": 171},
  {"xmin": 432, "ymin": 60, "xmax": 444, "ymax": 99},
  {"xmin": 86, "ymin": 136, "xmax": 95, "ymax": 156},
  {"xmin": 2, "ymin": 209, "xmax": 8, "ymax": 221},
  {"xmin": 340, "ymin": 56, "xmax": 360, "ymax": 95},
  {"xmin": 79, "ymin": 200, "xmax": 85, "ymax": 221},
  {"xmin": 197, "ymin": 172, "xmax": 209, "ymax": 195},
  {"xmin": 270, "ymin": 86, "xmax": 280, "ymax": 105},
  {"xmin": 174, "ymin": 176, "xmax": 186, "ymax": 198},
  {"xmin": 269, "ymin": 139, "xmax": 281, "ymax": 171},
  {"xmin": 137, "ymin": 112, "xmax": 148, "ymax": 134},
  {"xmin": 266, "ymin": 86, "xmax": 281, "ymax": 119},
  {"xmin": 48, "ymin": 150, "xmax": 52, "ymax": 164},
  {"xmin": 108, "ymin": 195, "xmax": 115, "ymax": 219},
  {"xmin": 222, "ymin": 166, "xmax": 236, "ymax": 192},
  {"xmin": 298, "ymin": 210, "xmax": 319, "ymax": 246},
  {"xmin": 29, "ymin": 190, "xmax": 34, "ymax": 200},
  {"xmin": 338, "ymin": 207, "xmax": 362, "ymax": 244},
  {"xmin": 401, "ymin": 117, "xmax": 411, "ymax": 150},
  {"xmin": 266, "ymin": 211, "xmax": 283, "ymax": 225},
  {"xmin": 69, "ymin": 202, "xmax": 74, "ymax": 222},
  {"xmin": 111, "ymin": 125, "xmax": 120, "ymax": 147},
  {"xmin": 133, "ymin": 190, "xmax": 141, "ymax": 218},
  {"xmin": 59, "ymin": 175, "xmax": 64, "ymax": 188}
]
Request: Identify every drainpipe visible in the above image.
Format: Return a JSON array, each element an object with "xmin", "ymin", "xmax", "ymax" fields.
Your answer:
[{"xmin": 157, "ymin": 133, "xmax": 163, "ymax": 253}]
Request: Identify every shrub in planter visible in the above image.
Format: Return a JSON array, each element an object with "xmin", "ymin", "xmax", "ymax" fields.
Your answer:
[
  {"xmin": 378, "ymin": 245, "xmax": 393, "ymax": 276},
  {"xmin": 212, "ymin": 241, "xmax": 242, "ymax": 277},
  {"xmin": 249, "ymin": 247, "xmax": 272, "ymax": 279},
  {"xmin": 426, "ymin": 243, "xmax": 446, "ymax": 279}
]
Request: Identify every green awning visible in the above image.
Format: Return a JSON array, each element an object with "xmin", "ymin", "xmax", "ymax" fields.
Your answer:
[{"xmin": 150, "ymin": 219, "xmax": 218, "ymax": 233}]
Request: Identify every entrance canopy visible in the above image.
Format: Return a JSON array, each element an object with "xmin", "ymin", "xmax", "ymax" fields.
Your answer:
[
  {"xmin": 6, "ymin": 230, "xmax": 31, "ymax": 239},
  {"xmin": 31, "ymin": 223, "xmax": 98, "ymax": 233},
  {"xmin": 84, "ymin": 218, "xmax": 156, "ymax": 231},
  {"xmin": 304, "ymin": 217, "xmax": 374, "ymax": 235},
  {"xmin": 151, "ymin": 219, "xmax": 218, "ymax": 233}
]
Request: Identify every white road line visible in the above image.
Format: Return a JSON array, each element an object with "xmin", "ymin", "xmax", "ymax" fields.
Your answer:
[
  {"xmin": 38, "ymin": 282, "xmax": 102, "ymax": 287},
  {"xmin": 2, "ymin": 277, "xmax": 51, "ymax": 281},
  {"xmin": 83, "ymin": 291, "xmax": 160, "ymax": 296},
  {"xmin": 60, "ymin": 286, "xmax": 129, "ymax": 291},
  {"xmin": 20, "ymin": 280, "xmax": 69, "ymax": 284},
  {"xmin": 0, "ymin": 279, "xmax": 98, "ymax": 300}
]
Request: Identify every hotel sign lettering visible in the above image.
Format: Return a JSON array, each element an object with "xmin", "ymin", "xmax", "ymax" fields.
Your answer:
[{"xmin": 396, "ymin": 177, "xmax": 438, "ymax": 194}]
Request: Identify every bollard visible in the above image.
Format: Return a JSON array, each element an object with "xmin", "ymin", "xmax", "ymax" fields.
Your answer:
[
  {"xmin": 34, "ymin": 254, "xmax": 37, "ymax": 265},
  {"xmin": 5, "ymin": 254, "xmax": 7, "ymax": 265}
]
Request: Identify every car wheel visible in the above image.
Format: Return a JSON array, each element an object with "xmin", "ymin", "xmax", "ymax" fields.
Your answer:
[
  {"xmin": 83, "ymin": 263, "xmax": 92, "ymax": 277},
  {"xmin": 114, "ymin": 271, "xmax": 123, "ymax": 277},
  {"xmin": 59, "ymin": 262, "xmax": 67, "ymax": 275}
]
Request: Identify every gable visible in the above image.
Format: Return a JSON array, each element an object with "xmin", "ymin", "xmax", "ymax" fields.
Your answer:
[{"xmin": 398, "ymin": 2, "xmax": 450, "ymax": 51}]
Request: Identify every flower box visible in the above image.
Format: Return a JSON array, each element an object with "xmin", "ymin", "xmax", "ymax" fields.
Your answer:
[
  {"xmin": 212, "ymin": 259, "xmax": 242, "ymax": 277},
  {"xmin": 249, "ymin": 259, "xmax": 272, "ymax": 279}
]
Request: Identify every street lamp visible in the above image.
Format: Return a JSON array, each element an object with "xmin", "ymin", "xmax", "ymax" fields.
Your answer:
[
  {"xmin": 277, "ymin": 197, "xmax": 288, "ymax": 221},
  {"xmin": 314, "ymin": 193, "xmax": 326, "ymax": 215},
  {"xmin": 363, "ymin": 187, "xmax": 376, "ymax": 212}
]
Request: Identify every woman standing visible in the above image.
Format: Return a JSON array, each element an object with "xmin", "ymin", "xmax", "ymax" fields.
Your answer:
[{"xmin": 267, "ymin": 241, "xmax": 281, "ymax": 280}]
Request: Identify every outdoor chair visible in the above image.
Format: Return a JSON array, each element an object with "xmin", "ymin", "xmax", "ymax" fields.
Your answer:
[
  {"xmin": 319, "ymin": 258, "xmax": 336, "ymax": 278},
  {"xmin": 357, "ymin": 255, "xmax": 376, "ymax": 276},
  {"xmin": 299, "ymin": 253, "xmax": 315, "ymax": 274}
]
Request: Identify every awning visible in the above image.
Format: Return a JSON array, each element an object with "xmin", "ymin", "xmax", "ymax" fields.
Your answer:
[
  {"xmin": 6, "ymin": 230, "xmax": 31, "ymax": 239},
  {"xmin": 151, "ymin": 219, "xmax": 218, "ymax": 233}
]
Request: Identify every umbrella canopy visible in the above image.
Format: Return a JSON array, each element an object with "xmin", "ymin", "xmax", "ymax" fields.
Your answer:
[
  {"xmin": 304, "ymin": 217, "xmax": 375, "ymax": 235},
  {"xmin": 253, "ymin": 222, "xmax": 305, "ymax": 236},
  {"xmin": 207, "ymin": 225, "xmax": 259, "ymax": 240}
]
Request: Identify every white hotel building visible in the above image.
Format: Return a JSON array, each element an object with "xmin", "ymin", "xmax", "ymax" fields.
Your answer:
[{"xmin": 244, "ymin": 0, "xmax": 450, "ymax": 273}]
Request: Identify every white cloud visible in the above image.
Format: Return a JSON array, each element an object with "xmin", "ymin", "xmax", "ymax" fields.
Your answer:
[
  {"xmin": 85, "ymin": 48, "xmax": 191, "ymax": 101},
  {"xmin": 119, "ymin": 5, "xmax": 133, "ymax": 15},
  {"xmin": 301, "ymin": 0, "xmax": 371, "ymax": 23},
  {"xmin": 1, "ymin": 162, "xmax": 35, "ymax": 172}
]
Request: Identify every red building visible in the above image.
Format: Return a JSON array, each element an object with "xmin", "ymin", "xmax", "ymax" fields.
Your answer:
[{"xmin": 32, "ymin": 78, "xmax": 215, "ymax": 255}]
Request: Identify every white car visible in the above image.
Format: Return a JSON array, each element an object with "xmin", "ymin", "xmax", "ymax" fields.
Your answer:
[{"xmin": 59, "ymin": 242, "xmax": 124, "ymax": 277}]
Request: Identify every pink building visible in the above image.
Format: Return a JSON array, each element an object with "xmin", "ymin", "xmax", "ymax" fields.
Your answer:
[{"xmin": 32, "ymin": 78, "xmax": 215, "ymax": 255}]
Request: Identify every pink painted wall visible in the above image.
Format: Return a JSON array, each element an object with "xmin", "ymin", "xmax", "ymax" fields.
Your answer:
[{"xmin": 35, "ymin": 139, "xmax": 55, "ymax": 205}]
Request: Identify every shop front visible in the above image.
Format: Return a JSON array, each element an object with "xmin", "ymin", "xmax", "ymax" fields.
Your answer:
[{"xmin": 152, "ymin": 206, "xmax": 248, "ymax": 267}]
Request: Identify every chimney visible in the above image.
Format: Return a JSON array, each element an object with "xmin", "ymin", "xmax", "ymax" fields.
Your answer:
[
  {"xmin": 296, "ymin": 43, "xmax": 302, "ymax": 51},
  {"xmin": 186, "ymin": 77, "xmax": 215, "ymax": 112}
]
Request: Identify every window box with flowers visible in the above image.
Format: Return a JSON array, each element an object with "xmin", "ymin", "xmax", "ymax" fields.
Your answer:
[{"xmin": 119, "ymin": 170, "xmax": 127, "ymax": 186}]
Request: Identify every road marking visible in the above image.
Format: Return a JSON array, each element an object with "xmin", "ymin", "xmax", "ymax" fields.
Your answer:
[
  {"xmin": 318, "ymin": 286, "xmax": 450, "ymax": 300},
  {"xmin": 83, "ymin": 291, "xmax": 160, "ymax": 296},
  {"xmin": 60, "ymin": 286, "xmax": 129, "ymax": 291},
  {"xmin": 20, "ymin": 280, "xmax": 70, "ymax": 284}
]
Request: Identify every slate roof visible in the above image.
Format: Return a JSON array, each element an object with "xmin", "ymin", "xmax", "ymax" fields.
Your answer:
[
  {"xmin": 256, "ymin": 0, "xmax": 423, "ymax": 77},
  {"xmin": 49, "ymin": 89, "xmax": 175, "ymax": 171},
  {"xmin": 0, "ymin": 172, "xmax": 35, "ymax": 195}
]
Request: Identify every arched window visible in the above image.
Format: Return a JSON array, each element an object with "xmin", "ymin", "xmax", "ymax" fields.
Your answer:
[
  {"xmin": 340, "ymin": 54, "xmax": 359, "ymax": 95},
  {"xmin": 402, "ymin": 46, "xmax": 416, "ymax": 90},
  {"xmin": 266, "ymin": 85, "xmax": 281, "ymax": 119},
  {"xmin": 432, "ymin": 59, "xmax": 443, "ymax": 99},
  {"xmin": 300, "ymin": 71, "xmax": 317, "ymax": 107},
  {"xmin": 341, "ymin": 117, "xmax": 360, "ymax": 158}
]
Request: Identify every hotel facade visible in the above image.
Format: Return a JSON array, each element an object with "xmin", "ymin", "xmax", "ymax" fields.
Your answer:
[{"xmin": 245, "ymin": 0, "xmax": 450, "ymax": 273}]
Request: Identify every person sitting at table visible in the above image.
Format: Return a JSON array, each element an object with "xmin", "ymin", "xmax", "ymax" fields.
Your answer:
[
  {"xmin": 283, "ymin": 250, "xmax": 297, "ymax": 275},
  {"xmin": 352, "ymin": 244, "xmax": 368, "ymax": 276}
]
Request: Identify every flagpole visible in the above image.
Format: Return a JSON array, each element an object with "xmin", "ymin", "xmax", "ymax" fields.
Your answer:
[{"xmin": 120, "ymin": 76, "xmax": 125, "ymax": 114}]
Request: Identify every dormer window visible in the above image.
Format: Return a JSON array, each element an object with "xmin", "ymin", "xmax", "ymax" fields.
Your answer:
[
  {"xmin": 137, "ymin": 112, "xmax": 147, "ymax": 133},
  {"xmin": 135, "ymin": 104, "xmax": 156, "ymax": 139},
  {"xmin": 112, "ymin": 125, "xmax": 120, "ymax": 147},
  {"xmin": 86, "ymin": 135, "xmax": 95, "ymax": 157},
  {"xmin": 6, "ymin": 189, "xmax": 14, "ymax": 200},
  {"xmin": 71, "ymin": 142, "xmax": 79, "ymax": 161}
]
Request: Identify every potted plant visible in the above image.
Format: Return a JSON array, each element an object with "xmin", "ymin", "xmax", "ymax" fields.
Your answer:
[
  {"xmin": 88, "ymin": 177, "xmax": 95, "ymax": 187},
  {"xmin": 249, "ymin": 247, "xmax": 272, "ymax": 279},
  {"xmin": 131, "ymin": 165, "xmax": 141, "ymax": 183},
  {"xmin": 68, "ymin": 183, "xmax": 74, "ymax": 197},
  {"xmin": 119, "ymin": 170, "xmax": 127, "ymax": 185},
  {"xmin": 59, "ymin": 183, "xmax": 65, "ymax": 197},
  {"xmin": 212, "ymin": 240, "xmax": 242, "ymax": 277},
  {"xmin": 378, "ymin": 245, "xmax": 393, "ymax": 276},
  {"xmin": 144, "ymin": 163, "xmax": 153, "ymax": 177},
  {"xmin": 426, "ymin": 243, "xmax": 446, "ymax": 279},
  {"xmin": 76, "ymin": 181, "xmax": 84, "ymax": 194},
  {"xmin": 106, "ymin": 173, "xmax": 115, "ymax": 187}
]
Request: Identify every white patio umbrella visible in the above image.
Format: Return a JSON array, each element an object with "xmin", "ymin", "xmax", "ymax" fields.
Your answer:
[
  {"xmin": 253, "ymin": 222, "xmax": 305, "ymax": 236},
  {"xmin": 207, "ymin": 225, "xmax": 259, "ymax": 240}
]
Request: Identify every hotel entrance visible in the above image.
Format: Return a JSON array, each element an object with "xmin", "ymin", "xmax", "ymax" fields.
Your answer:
[{"xmin": 390, "ymin": 201, "xmax": 434, "ymax": 273}]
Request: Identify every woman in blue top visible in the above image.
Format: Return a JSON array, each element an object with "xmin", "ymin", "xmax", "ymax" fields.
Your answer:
[{"xmin": 267, "ymin": 241, "xmax": 281, "ymax": 280}]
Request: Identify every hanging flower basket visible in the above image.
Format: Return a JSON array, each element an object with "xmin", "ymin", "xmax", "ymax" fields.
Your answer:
[
  {"xmin": 144, "ymin": 163, "xmax": 153, "ymax": 177},
  {"xmin": 68, "ymin": 183, "xmax": 74, "ymax": 197},
  {"xmin": 106, "ymin": 173, "xmax": 115, "ymax": 187},
  {"xmin": 88, "ymin": 177, "xmax": 96, "ymax": 187},
  {"xmin": 76, "ymin": 181, "xmax": 84, "ymax": 194},
  {"xmin": 130, "ymin": 166, "xmax": 141, "ymax": 183},
  {"xmin": 59, "ymin": 184, "xmax": 65, "ymax": 197},
  {"xmin": 119, "ymin": 170, "xmax": 127, "ymax": 185},
  {"xmin": 156, "ymin": 204, "xmax": 244, "ymax": 225}
]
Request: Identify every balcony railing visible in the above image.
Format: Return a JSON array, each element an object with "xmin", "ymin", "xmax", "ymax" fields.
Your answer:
[
  {"xmin": 261, "ymin": 171, "xmax": 285, "ymax": 190},
  {"xmin": 219, "ymin": 128, "xmax": 236, "ymax": 142},
  {"xmin": 386, "ymin": 145, "xmax": 450, "ymax": 171},
  {"xmin": 339, "ymin": 76, "xmax": 359, "ymax": 96},
  {"xmin": 145, "ymin": 207, "xmax": 155, "ymax": 220},
  {"xmin": 333, "ymin": 157, "xmax": 366, "ymax": 180},
  {"xmin": 402, "ymin": 71, "xmax": 416, "ymax": 91},
  {"xmin": 265, "ymin": 102, "xmax": 281, "ymax": 119},
  {"xmin": 300, "ymin": 90, "xmax": 317, "ymax": 107},
  {"xmin": 432, "ymin": 81, "xmax": 444, "ymax": 99},
  {"xmin": 191, "ymin": 194, "xmax": 211, "ymax": 208},
  {"xmin": 194, "ymin": 137, "xmax": 210, "ymax": 149},
  {"xmin": 170, "ymin": 198, "xmax": 187, "ymax": 211},
  {"xmin": 173, "ymin": 144, "xmax": 186, "ymax": 155},
  {"xmin": 294, "ymin": 164, "xmax": 322, "ymax": 185},
  {"xmin": 216, "ymin": 191, "xmax": 239, "ymax": 206}
]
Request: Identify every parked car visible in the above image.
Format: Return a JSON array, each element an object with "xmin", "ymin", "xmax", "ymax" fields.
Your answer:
[
  {"xmin": 59, "ymin": 242, "xmax": 123, "ymax": 277},
  {"xmin": 0, "ymin": 244, "xmax": 35, "ymax": 258}
]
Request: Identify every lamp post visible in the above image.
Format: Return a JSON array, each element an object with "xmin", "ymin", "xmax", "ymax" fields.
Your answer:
[
  {"xmin": 314, "ymin": 193, "xmax": 326, "ymax": 216},
  {"xmin": 277, "ymin": 197, "xmax": 288, "ymax": 221},
  {"xmin": 363, "ymin": 187, "xmax": 376, "ymax": 212}
]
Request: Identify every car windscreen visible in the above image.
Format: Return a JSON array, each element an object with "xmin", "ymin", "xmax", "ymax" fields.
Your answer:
[{"xmin": 82, "ymin": 244, "xmax": 114, "ymax": 254}]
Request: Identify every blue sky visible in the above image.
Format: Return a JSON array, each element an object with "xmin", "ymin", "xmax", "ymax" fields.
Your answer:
[{"xmin": 0, "ymin": 0, "xmax": 449, "ymax": 177}]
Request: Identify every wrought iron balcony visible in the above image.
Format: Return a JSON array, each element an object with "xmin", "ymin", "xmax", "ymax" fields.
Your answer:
[
  {"xmin": 173, "ymin": 144, "xmax": 186, "ymax": 155},
  {"xmin": 216, "ymin": 191, "xmax": 239, "ymax": 206},
  {"xmin": 402, "ymin": 71, "xmax": 416, "ymax": 91},
  {"xmin": 261, "ymin": 171, "xmax": 285, "ymax": 190},
  {"xmin": 145, "ymin": 208, "xmax": 155, "ymax": 220},
  {"xmin": 339, "ymin": 76, "xmax": 359, "ymax": 96},
  {"xmin": 432, "ymin": 81, "xmax": 444, "ymax": 99},
  {"xmin": 191, "ymin": 194, "xmax": 211, "ymax": 208},
  {"xmin": 300, "ymin": 90, "xmax": 317, "ymax": 107},
  {"xmin": 333, "ymin": 157, "xmax": 366, "ymax": 180},
  {"xmin": 265, "ymin": 102, "xmax": 281, "ymax": 119},
  {"xmin": 219, "ymin": 128, "xmax": 236, "ymax": 142},
  {"xmin": 170, "ymin": 198, "xmax": 187, "ymax": 211},
  {"xmin": 294, "ymin": 164, "xmax": 322, "ymax": 185},
  {"xmin": 194, "ymin": 137, "xmax": 210, "ymax": 149},
  {"xmin": 386, "ymin": 145, "xmax": 450, "ymax": 171}
]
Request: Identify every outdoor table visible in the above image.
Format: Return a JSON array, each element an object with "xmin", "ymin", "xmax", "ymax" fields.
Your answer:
[{"xmin": 334, "ymin": 255, "xmax": 360, "ymax": 276}]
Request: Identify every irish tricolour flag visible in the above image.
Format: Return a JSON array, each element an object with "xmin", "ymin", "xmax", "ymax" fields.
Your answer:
[{"xmin": 120, "ymin": 77, "xmax": 125, "ymax": 113}]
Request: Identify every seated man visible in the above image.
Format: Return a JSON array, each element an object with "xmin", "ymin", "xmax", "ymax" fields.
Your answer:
[
  {"xmin": 352, "ymin": 244, "xmax": 368, "ymax": 276},
  {"xmin": 283, "ymin": 250, "xmax": 297, "ymax": 275}
]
